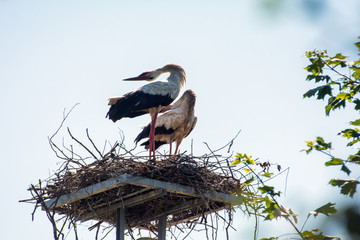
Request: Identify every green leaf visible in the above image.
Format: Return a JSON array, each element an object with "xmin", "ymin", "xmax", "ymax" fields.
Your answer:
[
  {"xmin": 329, "ymin": 179, "xmax": 359, "ymax": 198},
  {"xmin": 355, "ymin": 41, "xmax": 360, "ymax": 52},
  {"xmin": 242, "ymin": 168, "xmax": 253, "ymax": 174},
  {"xmin": 349, "ymin": 119, "xmax": 360, "ymax": 126},
  {"xmin": 242, "ymin": 176, "xmax": 254, "ymax": 186},
  {"xmin": 303, "ymin": 88, "xmax": 318, "ymax": 98},
  {"xmin": 305, "ymin": 57, "xmax": 325, "ymax": 75},
  {"xmin": 303, "ymin": 137, "xmax": 332, "ymax": 154},
  {"xmin": 262, "ymin": 196, "xmax": 279, "ymax": 221},
  {"xmin": 310, "ymin": 202, "xmax": 337, "ymax": 217},
  {"xmin": 336, "ymin": 92, "xmax": 352, "ymax": 102},
  {"xmin": 325, "ymin": 158, "xmax": 343, "ymax": 166},
  {"xmin": 325, "ymin": 104, "xmax": 332, "ymax": 115},
  {"xmin": 350, "ymin": 66, "xmax": 360, "ymax": 79},
  {"xmin": 353, "ymin": 99, "xmax": 360, "ymax": 111},
  {"xmin": 341, "ymin": 164, "xmax": 351, "ymax": 175},
  {"xmin": 301, "ymin": 229, "xmax": 340, "ymax": 240},
  {"xmin": 326, "ymin": 97, "xmax": 346, "ymax": 115},
  {"xmin": 244, "ymin": 157, "xmax": 255, "ymax": 165},
  {"xmin": 339, "ymin": 180, "xmax": 359, "ymax": 197},
  {"xmin": 258, "ymin": 185, "xmax": 281, "ymax": 197},
  {"xmin": 339, "ymin": 128, "xmax": 360, "ymax": 146},
  {"xmin": 261, "ymin": 172, "xmax": 273, "ymax": 178},
  {"xmin": 233, "ymin": 153, "xmax": 255, "ymax": 165},
  {"xmin": 317, "ymin": 85, "xmax": 333, "ymax": 99},
  {"xmin": 329, "ymin": 179, "xmax": 345, "ymax": 187},
  {"xmin": 348, "ymin": 152, "xmax": 360, "ymax": 164},
  {"xmin": 230, "ymin": 158, "xmax": 240, "ymax": 166},
  {"xmin": 333, "ymin": 53, "xmax": 346, "ymax": 60},
  {"xmin": 258, "ymin": 185, "xmax": 274, "ymax": 194},
  {"xmin": 328, "ymin": 53, "xmax": 347, "ymax": 67},
  {"xmin": 303, "ymin": 85, "xmax": 332, "ymax": 100},
  {"xmin": 306, "ymin": 74, "xmax": 331, "ymax": 83},
  {"xmin": 314, "ymin": 136, "xmax": 332, "ymax": 150}
]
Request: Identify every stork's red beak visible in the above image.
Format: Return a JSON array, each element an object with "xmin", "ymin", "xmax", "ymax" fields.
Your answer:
[{"xmin": 123, "ymin": 71, "xmax": 152, "ymax": 81}]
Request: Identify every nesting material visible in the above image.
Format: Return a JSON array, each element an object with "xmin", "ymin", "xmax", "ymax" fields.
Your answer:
[{"xmin": 28, "ymin": 152, "xmax": 240, "ymax": 231}]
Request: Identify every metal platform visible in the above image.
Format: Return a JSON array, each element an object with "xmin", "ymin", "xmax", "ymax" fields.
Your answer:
[{"xmin": 44, "ymin": 174, "xmax": 241, "ymax": 240}]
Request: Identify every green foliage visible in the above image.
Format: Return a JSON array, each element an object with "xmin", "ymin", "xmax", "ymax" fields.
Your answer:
[
  {"xmin": 329, "ymin": 179, "xmax": 359, "ymax": 198},
  {"xmin": 323, "ymin": 157, "xmax": 351, "ymax": 175},
  {"xmin": 310, "ymin": 202, "xmax": 337, "ymax": 217},
  {"xmin": 324, "ymin": 158, "xmax": 343, "ymax": 166},
  {"xmin": 349, "ymin": 118, "xmax": 360, "ymax": 126},
  {"xmin": 232, "ymin": 37, "xmax": 360, "ymax": 240},
  {"xmin": 339, "ymin": 128, "xmax": 360, "ymax": 146},
  {"xmin": 258, "ymin": 185, "xmax": 280, "ymax": 197},
  {"xmin": 303, "ymin": 85, "xmax": 332, "ymax": 99},
  {"xmin": 303, "ymin": 137, "xmax": 331, "ymax": 154},
  {"xmin": 261, "ymin": 171, "xmax": 273, "ymax": 178},
  {"xmin": 232, "ymin": 151, "xmax": 341, "ymax": 240},
  {"xmin": 231, "ymin": 152, "xmax": 255, "ymax": 165},
  {"xmin": 304, "ymin": 40, "xmax": 360, "ymax": 116},
  {"xmin": 302, "ymin": 229, "xmax": 340, "ymax": 240},
  {"xmin": 303, "ymin": 37, "xmax": 360, "ymax": 198},
  {"xmin": 348, "ymin": 150, "xmax": 360, "ymax": 164}
]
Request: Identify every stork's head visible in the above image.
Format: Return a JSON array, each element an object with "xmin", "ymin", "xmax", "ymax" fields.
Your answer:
[
  {"xmin": 123, "ymin": 71, "xmax": 157, "ymax": 82},
  {"xmin": 123, "ymin": 64, "xmax": 186, "ymax": 87}
]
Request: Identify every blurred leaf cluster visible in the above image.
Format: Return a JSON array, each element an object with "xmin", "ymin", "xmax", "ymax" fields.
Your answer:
[
  {"xmin": 303, "ymin": 37, "xmax": 360, "ymax": 198},
  {"xmin": 231, "ymin": 153, "xmax": 337, "ymax": 239},
  {"xmin": 232, "ymin": 37, "xmax": 360, "ymax": 240}
]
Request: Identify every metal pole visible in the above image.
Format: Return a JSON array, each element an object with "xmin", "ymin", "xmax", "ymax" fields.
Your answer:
[
  {"xmin": 157, "ymin": 215, "xmax": 167, "ymax": 240},
  {"xmin": 116, "ymin": 208, "xmax": 125, "ymax": 240}
]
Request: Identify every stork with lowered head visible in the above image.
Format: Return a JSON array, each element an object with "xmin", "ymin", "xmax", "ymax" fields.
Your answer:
[{"xmin": 135, "ymin": 89, "xmax": 197, "ymax": 156}]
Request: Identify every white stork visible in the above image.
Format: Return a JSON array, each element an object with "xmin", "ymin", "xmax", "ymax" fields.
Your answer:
[
  {"xmin": 106, "ymin": 64, "xmax": 186, "ymax": 160},
  {"xmin": 134, "ymin": 89, "xmax": 197, "ymax": 156}
]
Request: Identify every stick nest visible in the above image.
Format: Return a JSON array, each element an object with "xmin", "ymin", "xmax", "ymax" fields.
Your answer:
[
  {"xmin": 28, "ymin": 148, "xmax": 241, "ymax": 232},
  {"xmin": 47, "ymin": 155, "xmax": 240, "ymax": 199}
]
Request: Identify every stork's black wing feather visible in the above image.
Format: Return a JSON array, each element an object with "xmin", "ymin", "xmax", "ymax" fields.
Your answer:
[{"xmin": 106, "ymin": 90, "xmax": 173, "ymax": 122}]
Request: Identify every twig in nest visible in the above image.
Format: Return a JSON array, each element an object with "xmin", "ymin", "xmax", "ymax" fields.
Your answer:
[
  {"xmin": 67, "ymin": 127, "xmax": 99, "ymax": 160},
  {"xmin": 48, "ymin": 103, "xmax": 80, "ymax": 160},
  {"xmin": 86, "ymin": 128, "xmax": 104, "ymax": 159}
]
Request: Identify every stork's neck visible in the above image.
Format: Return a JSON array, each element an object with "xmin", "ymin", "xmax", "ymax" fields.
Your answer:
[
  {"xmin": 141, "ymin": 64, "xmax": 186, "ymax": 99},
  {"xmin": 166, "ymin": 71, "xmax": 185, "ymax": 88},
  {"xmin": 156, "ymin": 64, "xmax": 186, "ymax": 89}
]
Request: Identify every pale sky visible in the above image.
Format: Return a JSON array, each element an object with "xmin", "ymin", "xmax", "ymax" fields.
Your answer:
[{"xmin": 1, "ymin": 0, "xmax": 360, "ymax": 239}]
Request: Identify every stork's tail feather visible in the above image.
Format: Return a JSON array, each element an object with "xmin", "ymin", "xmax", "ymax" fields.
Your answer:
[
  {"xmin": 141, "ymin": 140, "xmax": 167, "ymax": 150},
  {"xmin": 134, "ymin": 124, "xmax": 151, "ymax": 143},
  {"xmin": 107, "ymin": 90, "xmax": 151, "ymax": 122}
]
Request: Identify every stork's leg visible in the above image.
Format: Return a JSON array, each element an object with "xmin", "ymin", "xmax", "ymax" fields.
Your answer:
[
  {"xmin": 149, "ymin": 111, "xmax": 159, "ymax": 161},
  {"xmin": 174, "ymin": 140, "xmax": 182, "ymax": 156},
  {"xmin": 148, "ymin": 118, "xmax": 154, "ymax": 160},
  {"xmin": 174, "ymin": 144, "xmax": 179, "ymax": 156},
  {"xmin": 169, "ymin": 142, "xmax": 177, "ymax": 162}
]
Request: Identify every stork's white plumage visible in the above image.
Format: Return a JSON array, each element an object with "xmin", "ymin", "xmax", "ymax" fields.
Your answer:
[
  {"xmin": 135, "ymin": 90, "xmax": 197, "ymax": 155},
  {"xmin": 106, "ymin": 64, "xmax": 186, "ymax": 160}
]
